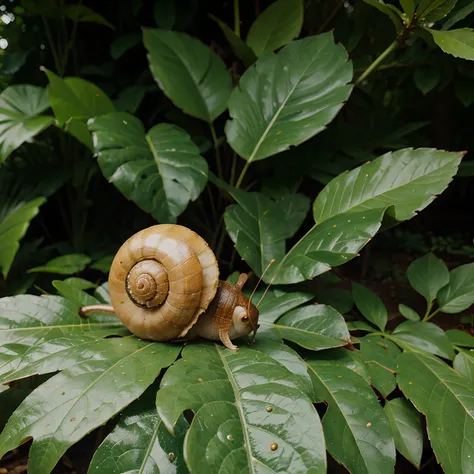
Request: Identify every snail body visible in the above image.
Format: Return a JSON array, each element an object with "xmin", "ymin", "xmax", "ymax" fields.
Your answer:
[{"xmin": 79, "ymin": 224, "xmax": 259, "ymax": 350}]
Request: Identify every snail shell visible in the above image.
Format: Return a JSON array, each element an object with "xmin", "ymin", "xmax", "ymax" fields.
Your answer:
[{"xmin": 108, "ymin": 224, "xmax": 219, "ymax": 341}]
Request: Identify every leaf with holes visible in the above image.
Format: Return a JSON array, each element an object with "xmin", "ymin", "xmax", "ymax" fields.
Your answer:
[
  {"xmin": 397, "ymin": 351, "xmax": 474, "ymax": 474},
  {"xmin": 0, "ymin": 339, "xmax": 180, "ymax": 474},
  {"xmin": 88, "ymin": 385, "xmax": 188, "ymax": 473},
  {"xmin": 0, "ymin": 85, "xmax": 54, "ymax": 163},
  {"xmin": 314, "ymin": 148, "xmax": 463, "ymax": 223},
  {"xmin": 307, "ymin": 360, "xmax": 396, "ymax": 474},
  {"xmin": 89, "ymin": 112, "xmax": 208, "ymax": 223},
  {"xmin": 156, "ymin": 341, "xmax": 326, "ymax": 473},
  {"xmin": 246, "ymin": 0, "xmax": 303, "ymax": 57},
  {"xmin": 226, "ymin": 32, "xmax": 352, "ymax": 162},
  {"xmin": 143, "ymin": 28, "xmax": 232, "ymax": 123}
]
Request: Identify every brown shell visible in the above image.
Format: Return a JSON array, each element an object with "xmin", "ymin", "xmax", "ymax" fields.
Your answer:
[{"xmin": 108, "ymin": 224, "xmax": 219, "ymax": 341}]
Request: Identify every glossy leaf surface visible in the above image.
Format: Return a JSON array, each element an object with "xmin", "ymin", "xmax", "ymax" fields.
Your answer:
[
  {"xmin": 0, "ymin": 339, "xmax": 180, "ymax": 474},
  {"xmin": 352, "ymin": 283, "xmax": 388, "ymax": 331},
  {"xmin": 268, "ymin": 208, "xmax": 384, "ymax": 284},
  {"xmin": 314, "ymin": 148, "xmax": 462, "ymax": 223},
  {"xmin": 156, "ymin": 341, "xmax": 326, "ymax": 473},
  {"xmin": 246, "ymin": 0, "xmax": 303, "ymax": 56},
  {"xmin": 438, "ymin": 262, "xmax": 474, "ymax": 313},
  {"xmin": 454, "ymin": 351, "xmax": 474, "ymax": 382},
  {"xmin": 308, "ymin": 360, "xmax": 396, "ymax": 474},
  {"xmin": 397, "ymin": 351, "xmax": 474, "ymax": 474},
  {"xmin": 384, "ymin": 398, "xmax": 423, "ymax": 467},
  {"xmin": 428, "ymin": 27, "xmax": 474, "ymax": 60},
  {"xmin": 89, "ymin": 112, "xmax": 208, "ymax": 223},
  {"xmin": 391, "ymin": 321, "xmax": 455, "ymax": 360},
  {"xmin": 89, "ymin": 386, "xmax": 188, "ymax": 474},
  {"xmin": 407, "ymin": 252, "xmax": 449, "ymax": 304},
  {"xmin": 260, "ymin": 304, "xmax": 351, "ymax": 350},
  {"xmin": 226, "ymin": 33, "xmax": 353, "ymax": 162},
  {"xmin": 0, "ymin": 197, "xmax": 45, "ymax": 278},
  {"xmin": 398, "ymin": 304, "xmax": 420, "ymax": 321},
  {"xmin": 257, "ymin": 288, "xmax": 314, "ymax": 323},
  {"xmin": 360, "ymin": 336, "xmax": 400, "ymax": 397},
  {"xmin": 0, "ymin": 85, "xmax": 54, "ymax": 163},
  {"xmin": 143, "ymin": 28, "xmax": 232, "ymax": 122},
  {"xmin": 28, "ymin": 253, "xmax": 91, "ymax": 275},
  {"xmin": 447, "ymin": 329, "xmax": 474, "ymax": 348}
]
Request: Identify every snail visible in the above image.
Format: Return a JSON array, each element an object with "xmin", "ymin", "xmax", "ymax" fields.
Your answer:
[{"xmin": 78, "ymin": 224, "xmax": 260, "ymax": 350}]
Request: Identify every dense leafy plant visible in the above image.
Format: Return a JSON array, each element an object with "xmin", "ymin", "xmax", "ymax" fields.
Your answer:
[{"xmin": 1, "ymin": 0, "xmax": 474, "ymax": 473}]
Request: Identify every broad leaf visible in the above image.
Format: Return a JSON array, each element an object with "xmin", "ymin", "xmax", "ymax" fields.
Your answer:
[
  {"xmin": 438, "ymin": 262, "xmax": 474, "ymax": 313},
  {"xmin": 307, "ymin": 347, "xmax": 371, "ymax": 383},
  {"xmin": 89, "ymin": 112, "xmax": 208, "ymax": 223},
  {"xmin": 209, "ymin": 14, "xmax": 257, "ymax": 67},
  {"xmin": 64, "ymin": 4, "xmax": 114, "ymax": 29},
  {"xmin": 313, "ymin": 148, "xmax": 463, "ymax": 223},
  {"xmin": 308, "ymin": 360, "xmax": 396, "ymax": 474},
  {"xmin": 44, "ymin": 69, "xmax": 115, "ymax": 149},
  {"xmin": 246, "ymin": 0, "xmax": 303, "ymax": 57},
  {"xmin": 257, "ymin": 288, "xmax": 314, "ymax": 323},
  {"xmin": 454, "ymin": 351, "xmax": 474, "ymax": 382},
  {"xmin": 268, "ymin": 207, "xmax": 385, "ymax": 284},
  {"xmin": 61, "ymin": 277, "xmax": 97, "ymax": 291},
  {"xmin": 447, "ymin": 329, "xmax": 474, "ymax": 348},
  {"xmin": 259, "ymin": 304, "xmax": 351, "ymax": 350},
  {"xmin": 0, "ymin": 294, "xmax": 121, "ymax": 346},
  {"xmin": 400, "ymin": 0, "xmax": 416, "ymax": 17},
  {"xmin": 443, "ymin": 2, "xmax": 474, "ymax": 30},
  {"xmin": 427, "ymin": 28, "xmax": 474, "ymax": 60},
  {"xmin": 143, "ymin": 28, "xmax": 232, "ymax": 123},
  {"xmin": 414, "ymin": 67, "xmax": 440, "ymax": 95},
  {"xmin": 360, "ymin": 336, "xmax": 401, "ymax": 397},
  {"xmin": 0, "ymin": 339, "xmax": 180, "ymax": 474},
  {"xmin": 0, "ymin": 197, "xmax": 45, "ymax": 278},
  {"xmin": 422, "ymin": 0, "xmax": 457, "ymax": 22},
  {"xmin": 398, "ymin": 304, "xmax": 420, "ymax": 321},
  {"xmin": 88, "ymin": 386, "xmax": 188, "ymax": 473},
  {"xmin": 391, "ymin": 321, "xmax": 455, "ymax": 360},
  {"xmin": 352, "ymin": 283, "xmax": 388, "ymax": 331},
  {"xmin": 384, "ymin": 398, "xmax": 423, "ymax": 468},
  {"xmin": 407, "ymin": 252, "xmax": 449, "ymax": 305},
  {"xmin": 226, "ymin": 32, "xmax": 353, "ymax": 162},
  {"xmin": 397, "ymin": 351, "xmax": 474, "ymax": 474},
  {"xmin": 156, "ymin": 341, "xmax": 326, "ymax": 473},
  {"xmin": 28, "ymin": 253, "xmax": 91, "ymax": 275},
  {"xmin": 0, "ymin": 85, "xmax": 54, "ymax": 163}
]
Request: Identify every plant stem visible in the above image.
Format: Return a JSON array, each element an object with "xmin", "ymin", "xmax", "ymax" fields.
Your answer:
[
  {"xmin": 423, "ymin": 301, "xmax": 433, "ymax": 321},
  {"xmin": 235, "ymin": 161, "xmax": 250, "ymax": 188},
  {"xmin": 234, "ymin": 0, "xmax": 241, "ymax": 37},
  {"xmin": 209, "ymin": 123, "xmax": 223, "ymax": 180},
  {"xmin": 424, "ymin": 308, "xmax": 441, "ymax": 322},
  {"xmin": 230, "ymin": 152, "xmax": 238, "ymax": 186},
  {"xmin": 355, "ymin": 39, "xmax": 399, "ymax": 86},
  {"xmin": 42, "ymin": 16, "xmax": 62, "ymax": 74}
]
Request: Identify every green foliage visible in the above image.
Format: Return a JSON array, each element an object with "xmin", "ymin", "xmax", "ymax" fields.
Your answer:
[{"xmin": 0, "ymin": 1, "xmax": 473, "ymax": 473}]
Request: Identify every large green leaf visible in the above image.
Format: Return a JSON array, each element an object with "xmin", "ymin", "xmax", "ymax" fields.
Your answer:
[
  {"xmin": 0, "ymin": 294, "xmax": 121, "ymax": 346},
  {"xmin": 360, "ymin": 336, "xmax": 401, "ymax": 397},
  {"xmin": 268, "ymin": 207, "xmax": 385, "ymax": 284},
  {"xmin": 28, "ymin": 253, "xmax": 91, "ymax": 275},
  {"xmin": 427, "ymin": 28, "xmax": 474, "ymax": 60},
  {"xmin": 225, "ymin": 32, "xmax": 353, "ymax": 162},
  {"xmin": 0, "ymin": 85, "xmax": 54, "ymax": 164},
  {"xmin": 257, "ymin": 288, "xmax": 314, "ymax": 322},
  {"xmin": 447, "ymin": 329, "xmax": 474, "ymax": 348},
  {"xmin": 397, "ymin": 351, "xmax": 474, "ymax": 474},
  {"xmin": 246, "ymin": 0, "xmax": 303, "ymax": 57},
  {"xmin": 88, "ymin": 386, "xmax": 188, "ymax": 473},
  {"xmin": 143, "ymin": 28, "xmax": 232, "ymax": 123},
  {"xmin": 0, "ymin": 339, "xmax": 180, "ymax": 474},
  {"xmin": 352, "ymin": 283, "xmax": 388, "ymax": 331},
  {"xmin": 391, "ymin": 321, "xmax": 455, "ymax": 360},
  {"xmin": 89, "ymin": 112, "xmax": 208, "ymax": 223},
  {"xmin": 438, "ymin": 262, "xmax": 474, "ymax": 313},
  {"xmin": 259, "ymin": 304, "xmax": 351, "ymax": 350},
  {"xmin": 454, "ymin": 351, "xmax": 474, "ymax": 382},
  {"xmin": 406, "ymin": 252, "xmax": 449, "ymax": 305},
  {"xmin": 384, "ymin": 398, "xmax": 423, "ymax": 468},
  {"xmin": 156, "ymin": 341, "xmax": 327, "ymax": 473},
  {"xmin": 0, "ymin": 197, "xmax": 45, "ymax": 278},
  {"xmin": 307, "ymin": 360, "xmax": 395, "ymax": 474},
  {"xmin": 43, "ymin": 68, "xmax": 115, "ymax": 149},
  {"xmin": 313, "ymin": 148, "xmax": 463, "ymax": 223}
]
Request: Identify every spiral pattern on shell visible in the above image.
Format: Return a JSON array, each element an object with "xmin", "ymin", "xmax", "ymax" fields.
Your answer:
[{"xmin": 108, "ymin": 224, "xmax": 219, "ymax": 341}]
